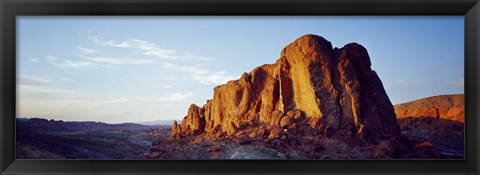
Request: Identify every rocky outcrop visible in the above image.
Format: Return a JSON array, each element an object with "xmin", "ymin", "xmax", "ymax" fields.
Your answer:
[
  {"xmin": 394, "ymin": 94, "xmax": 464, "ymax": 123},
  {"xmin": 171, "ymin": 34, "xmax": 401, "ymax": 142}
]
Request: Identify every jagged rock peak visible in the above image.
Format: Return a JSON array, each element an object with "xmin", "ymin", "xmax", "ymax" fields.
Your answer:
[{"xmin": 171, "ymin": 34, "xmax": 401, "ymax": 142}]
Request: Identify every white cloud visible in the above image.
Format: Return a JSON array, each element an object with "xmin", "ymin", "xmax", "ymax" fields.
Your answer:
[
  {"xmin": 447, "ymin": 78, "xmax": 464, "ymax": 86},
  {"xmin": 44, "ymin": 54, "xmax": 155, "ymax": 69},
  {"xmin": 45, "ymin": 56, "xmax": 58, "ymax": 62},
  {"xmin": 91, "ymin": 36, "xmax": 115, "ymax": 46},
  {"xmin": 115, "ymin": 39, "xmax": 163, "ymax": 49},
  {"xmin": 385, "ymin": 79, "xmax": 404, "ymax": 89},
  {"xmin": 24, "ymin": 96, "xmax": 147, "ymax": 108},
  {"xmin": 102, "ymin": 97, "xmax": 129, "ymax": 104},
  {"xmin": 97, "ymin": 96, "xmax": 157, "ymax": 105},
  {"xmin": 55, "ymin": 60, "xmax": 97, "ymax": 69},
  {"xmin": 18, "ymin": 84, "xmax": 75, "ymax": 94},
  {"xmin": 92, "ymin": 37, "xmax": 213, "ymax": 60},
  {"xmin": 163, "ymin": 76, "xmax": 177, "ymax": 81},
  {"xmin": 135, "ymin": 96, "xmax": 146, "ymax": 100},
  {"xmin": 162, "ymin": 63, "xmax": 208, "ymax": 74},
  {"xmin": 80, "ymin": 28, "xmax": 105, "ymax": 36},
  {"xmin": 192, "ymin": 71, "xmax": 237, "ymax": 85},
  {"xmin": 44, "ymin": 55, "xmax": 97, "ymax": 69},
  {"xmin": 162, "ymin": 84, "xmax": 174, "ymax": 89},
  {"xmin": 60, "ymin": 78, "xmax": 76, "ymax": 82},
  {"xmin": 77, "ymin": 47, "xmax": 99, "ymax": 54},
  {"xmin": 82, "ymin": 93, "xmax": 192, "ymax": 104},
  {"xmin": 141, "ymin": 78, "xmax": 154, "ymax": 82},
  {"xmin": 157, "ymin": 92, "xmax": 194, "ymax": 102},
  {"xmin": 18, "ymin": 75, "xmax": 52, "ymax": 83},
  {"xmin": 29, "ymin": 58, "xmax": 39, "ymax": 62},
  {"xmin": 130, "ymin": 59, "xmax": 157, "ymax": 65},
  {"xmin": 81, "ymin": 56, "xmax": 156, "ymax": 65},
  {"xmin": 162, "ymin": 63, "xmax": 238, "ymax": 85}
]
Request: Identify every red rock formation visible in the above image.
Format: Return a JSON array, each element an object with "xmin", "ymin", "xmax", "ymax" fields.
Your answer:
[
  {"xmin": 394, "ymin": 94, "xmax": 464, "ymax": 123},
  {"xmin": 171, "ymin": 34, "xmax": 401, "ymax": 141}
]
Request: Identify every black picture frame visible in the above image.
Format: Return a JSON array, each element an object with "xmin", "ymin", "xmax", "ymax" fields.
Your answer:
[{"xmin": 1, "ymin": 0, "xmax": 479, "ymax": 174}]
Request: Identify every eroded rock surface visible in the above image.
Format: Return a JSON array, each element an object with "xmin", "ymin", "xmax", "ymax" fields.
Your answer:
[
  {"xmin": 171, "ymin": 34, "xmax": 400, "ymax": 141},
  {"xmin": 394, "ymin": 94, "xmax": 464, "ymax": 122}
]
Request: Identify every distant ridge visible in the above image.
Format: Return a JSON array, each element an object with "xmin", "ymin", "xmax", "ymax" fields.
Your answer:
[
  {"xmin": 16, "ymin": 118, "xmax": 167, "ymax": 133},
  {"xmin": 138, "ymin": 119, "xmax": 175, "ymax": 126},
  {"xmin": 394, "ymin": 94, "xmax": 464, "ymax": 123}
]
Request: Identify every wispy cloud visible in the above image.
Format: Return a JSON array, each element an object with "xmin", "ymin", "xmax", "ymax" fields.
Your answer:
[
  {"xmin": 80, "ymin": 28, "xmax": 108, "ymax": 37},
  {"xmin": 81, "ymin": 56, "xmax": 156, "ymax": 65},
  {"xmin": 57, "ymin": 94, "xmax": 190, "ymax": 106},
  {"xmin": 45, "ymin": 56, "xmax": 58, "ymax": 62},
  {"xmin": 162, "ymin": 63, "xmax": 238, "ymax": 85},
  {"xmin": 45, "ymin": 55, "xmax": 97, "ymax": 69},
  {"xmin": 161, "ymin": 84, "xmax": 174, "ymax": 89},
  {"xmin": 385, "ymin": 79, "xmax": 404, "ymax": 89},
  {"xmin": 60, "ymin": 78, "xmax": 76, "ymax": 82},
  {"xmin": 56, "ymin": 60, "xmax": 97, "ymax": 69},
  {"xmin": 82, "ymin": 29, "xmax": 99, "ymax": 35},
  {"xmin": 163, "ymin": 76, "xmax": 177, "ymax": 81},
  {"xmin": 447, "ymin": 78, "xmax": 464, "ymax": 86},
  {"xmin": 91, "ymin": 37, "xmax": 213, "ymax": 60},
  {"xmin": 45, "ymin": 54, "xmax": 155, "ymax": 69},
  {"xmin": 18, "ymin": 75, "xmax": 52, "ymax": 83},
  {"xmin": 141, "ymin": 78, "xmax": 154, "ymax": 82},
  {"xmin": 78, "ymin": 93, "xmax": 193, "ymax": 104},
  {"xmin": 29, "ymin": 58, "xmax": 39, "ymax": 62},
  {"xmin": 18, "ymin": 84, "xmax": 76, "ymax": 94},
  {"xmin": 157, "ymin": 92, "xmax": 194, "ymax": 102},
  {"xmin": 162, "ymin": 63, "xmax": 207, "ymax": 74},
  {"xmin": 77, "ymin": 47, "xmax": 99, "ymax": 54},
  {"xmin": 192, "ymin": 71, "xmax": 237, "ymax": 85},
  {"xmin": 91, "ymin": 36, "xmax": 115, "ymax": 46},
  {"xmin": 102, "ymin": 97, "xmax": 130, "ymax": 104},
  {"xmin": 58, "ymin": 96, "xmax": 145, "ymax": 106}
]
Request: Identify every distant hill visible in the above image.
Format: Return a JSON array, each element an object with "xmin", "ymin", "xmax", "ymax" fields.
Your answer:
[
  {"xmin": 394, "ymin": 94, "xmax": 464, "ymax": 122},
  {"xmin": 393, "ymin": 94, "xmax": 464, "ymax": 158},
  {"xmin": 16, "ymin": 118, "xmax": 172, "ymax": 159},
  {"xmin": 394, "ymin": 94, "xmax": 464, "ymax": 110},
  {"xmin": 16, "ymin": 118, "xmax": 169, "ymax": 133},
  {"xmin": 138, "ymin": 119, "xmax": 175, "ymax": 126}
]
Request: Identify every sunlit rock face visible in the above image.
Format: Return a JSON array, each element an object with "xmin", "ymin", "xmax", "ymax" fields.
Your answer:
[
  {"xmin": 394, "ymin": 94, "xmax": 464, "ymax": 123},
  {"xmin": 171, "ymin": 34, "xmax": 401, "ymax": 142}
]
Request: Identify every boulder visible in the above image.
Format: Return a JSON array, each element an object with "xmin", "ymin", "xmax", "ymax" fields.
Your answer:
[
  {"xmin": 268, "ymin": 126, "xmax": 283, "ymax": 139},
  {"xmin": 279, "ymin": 115, "xmax": 292, "ymax": 128},
  {"xmin": 235, "ymin": 135, "xmax": 253, "ymax": 145},
  {"xmin": 248, "ymin": 126, "xmax": 267, "ymax": 138}
]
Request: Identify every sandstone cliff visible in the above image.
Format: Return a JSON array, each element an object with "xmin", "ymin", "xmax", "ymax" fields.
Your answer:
[
  {"xmin": 394, "ymin": 94, "xmax": 464, "ymax": 123},
  {"xmin": 172, "ymin": 34, "xmax": 401, "ymax": 142}
]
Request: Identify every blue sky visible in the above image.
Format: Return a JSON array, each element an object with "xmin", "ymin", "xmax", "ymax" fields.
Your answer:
[{"xmin": 17, "ymin": 16, "xmax": 464, "ymax": 123}]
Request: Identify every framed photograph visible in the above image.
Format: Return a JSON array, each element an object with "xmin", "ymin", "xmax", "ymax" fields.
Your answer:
[{"xmin": 1, "ymin": 0, "xmax": 479, "ymax": 174}]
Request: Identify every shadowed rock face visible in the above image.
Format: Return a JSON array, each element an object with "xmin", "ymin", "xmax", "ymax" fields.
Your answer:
[{"xmin": 171, "ymin": 34, "xmax": 401, "ymax": 141}]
